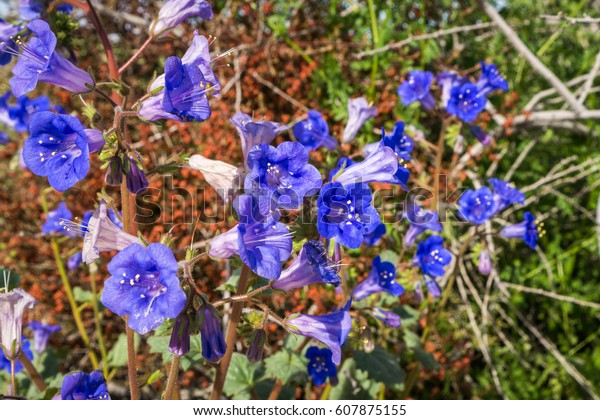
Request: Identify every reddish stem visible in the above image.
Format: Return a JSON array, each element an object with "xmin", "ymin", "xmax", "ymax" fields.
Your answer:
[{"xmin": 119, "ymin": 36, "xmax": 154, "ymax": 75}]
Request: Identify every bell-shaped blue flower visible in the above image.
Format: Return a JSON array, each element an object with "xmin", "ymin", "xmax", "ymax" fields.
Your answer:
[
  {"xmin": 27, "ymin": 321, "xmax": 61, "ymax": 354},
  {"xmin": 286, "ymin": 300, "xmax": 352, "ymax": 365},
  {"xmin": 446, "ymin": 82, "xmax": 487, "ymax": 123},
  {"xmin": 500, "ymin": 211, "xmax": 543, "ymax": 250},
  {"xmin": 162, "ymin": 56, "xmax": 211, "ymax": 122},
  {"xmin": 341, "ymin": 97, "xmax": 377, "ymax": 144},
  {"xmin": 397, "ymin": 70, "xmax": 435, "ymax": 110},
  {"xmin": 306, "ymin": 346, "xmax": 338, "ymax": 386},
  {"xmin": 41, "ymin": 202, "xmax": 76, "ymax": 236},
  {"xmin": 9, "ymin": 20, "xmax": 93, "ymax": 97},
  {"xmin": 329, "ymin": 157, "xmax": 354, "ymax": 182},
  {"xmin": 9, "ymin": 94, "xmax": 51, "ymax": 133},
  {"xmin": 469, "ymin": 125, "xmax": 493, "ymax": 146},
  {"xmin": 363, "ymin": 222, "xmax": 386, "ymax": 247},
  {"xmin": 457, "ymin": 187, "xmax": 498, "ymax": 225},
  {"xmin": 272, "ymin": 240, "xmax": 341, "ymax": 291},
  {"xmin": 198, "ymin": 304, "xmax": 226, "ymax": 363},
  {"xmin": 231, "ymin": 112, "xmax": 288, "ymax": 169},
  {"xmin": 413, "ymin": 235, "xmax": 452, "ymax": 278},
  {"xmin": 317, "ymin": 182, "xmax": 380, "ymax": 249},
  {"xmin": 488, "ymin": 178, "xmax": 525, "ymax": 211},
  {"xmin": 100, "ymin": 243, "xmax": 186, "ymax": 334},
  {"xmin": 150, "ymin": 0, "xmax": 213, "ymax": 38},
  {"xmin": 403, "ymin": 204, "xmax": 443, "ymax": 247},
  {"xmin": 293, "ymin": 110, "xmax": 336, "ymax": 151},
  {"xmin": 0, "ymin": 340, "xmax": 33, "ymax": 374},
  {"xmin": 352, "ymin": 256, "xmax": 403, "ymax": 301},
  {"xmin": 477, "ymin": 62, "xmax": 508, "ymax": 96},
  {"xmin": 0, "ymin": 20, "xmax": 20, "ymax": 67},
  {"xmin": 372, "ymin": 308, "xmax": 401, "ymax": 328},
  {"xmin": 0, "ymin": 289, "xmax": 36, "ymax": 359},
  {"xmin": 56, "ymin": 371, "xmax": 110, "ymax": 400},
  {"xmin": 437, "ymin": 72, "xmax": 467, "ymax": 106},
  {"xmin": 125, "ymin": 156, "xmax": 149, "ymax": 195},
  {"xmin": 245, "ymin": 141, "xmax": 322, "ymax": 210}
]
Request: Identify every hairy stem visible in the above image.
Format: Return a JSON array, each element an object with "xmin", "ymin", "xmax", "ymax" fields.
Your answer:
[
  {"xmin": 18, "ymin": 352, "xmax": 46, "ymax": 392},
  {"xmin": 125, "ymin": 316, "xmax": 139, "ymax": 400},
  {"xmin": 119, "ymin": 36, "xmax": 154, "ymax": 75},
  {"xmin": 85, "ymin": 0, "xmax": 119, "ymax": 80},
  {"xmin": 164, "ymin": 355, "xmax": 180, "ymax": 400}
]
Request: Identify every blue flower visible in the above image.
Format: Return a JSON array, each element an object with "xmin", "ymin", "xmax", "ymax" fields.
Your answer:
[
  {"xmin": 437, "ymin": 72, "xmax": 466, "ymax": 106},
  {"xmin": 286, "ymin": 300, "xmax": 352, "ymax": 365},
  {"xmin": 169, "ymin": 314, "xmax": 191, "ymax": 357},
  {"xmin": 306, "ymin": 346, "xmax": 337, "ymax": 386},
  {"xmin": 446, "ymin": 82, "xmax": 487, "ymax": 123},
  {"xmin": 500, "ymin": 211, "xmax": 543, "ymax": 250},
  {"xmin": 293, "ymin": 110, "xmax": 336, "ymax": 151},
  {"xmin": 41, "ymin": 202, "xmax": 75, "ymax": 236},
  {"xmin": 381, "ymin": 121, "xmax": 414, "ymax": 161},
  {"xmin": 317, "ymin": 182, "xmax": 380, "ymax": 249},
  {"xmin": 424, "ymin": 276, "xmax": 442, "ymax": 298},
  {"xmin": 27, "ymin": 321, "xmax": 61, "ymax": 354},
  {"xmin": 0, "ymin": 340, "xmax": 33, "ymax": 374},
  {"xmin": 403, "ymin": 204, "xmax": 443, "ymax": 247},
  {"xmin": 150, "ymin": 0, "xmax": 213, "ymax": 38},
  {"xmin": 67, "ymin": 251, "xmax": 83, "ymax": 270},
  {"xmin": 10, "ymin": 20, "xmax": 94, "ymax": 97},
  {"xmin": 488, "ymin": 178, "xmax": 525, "ymax": 211},
  {"xmin": 372, "ymin": 308, "xmax": 401, "ymax": 328},
  {"xmin": 478, "ymin": 249, "xmax": 492, "ymax": 275},
  {"xmin": 245, "ymin": 141, "xmax": 322, "ymax": 210},
  {"xmin": 272, "ymin": 240, "xmax": 341, "ymax": 291},
  {"xmin": 231, "ymin": 112, "xmax": 288, "ymax": 168},
  {"xmin": 477, "ymin": 62, "xmax": 508, "ymax": 96},
  {"xmin": 162, "ymin": 56, "xmax": 211, "ymax": 122},
  {"xmin": 397, "ymin": 71, "xmax": 435, "ymax": 110},
  {"xmin": 0, "ymin": 288, "xmax": 36, "ymax": 359},
  {"xmin": 469, "ymin": 125, "xmax": 492, "ymax": 146},
  {"xmin": 246, "ymin": 329, "xmax": 267, "ymax": 363},
  {"xmin": 328, "ymin": 157, "xmax": 355, "ymax": 182},
  {"xmin": 362, "ymin": 222, "xmax": 386, "ymax": 247},
  {"xmin": 125, "ymin": 156, "xmax": 149, "ymax": 194},
  {"xmin": 100, "ymin": 243, "xmax": 187, "ymax": 334},
  {"xmin": 0, "ymin": 19, "xmax": 20, "ymax": 67},
  {"xmin": 352, "ymin": 256, "xmax": 403, "ymax": 301},
  {"xmin": 198, "ymin": 304, "xmax": 226, "ymax": 363},
  {"xmin": 341, "ymin": 97, "xmax": 377, "ymax": 143},
  {"xmin": 22, "ymin": 112, "xmax": 92, "ymax": 192},
  {"xmin": 19, "ymin": 0, "xmax": 73, "ymax": 20},
  {"xmin": 413, "ymin": 235, "xmax": 452, "ymax": 278},
  {"xmin": 56, "ymin": 371, "xmax": 110, "ymax": 400},
  {"xmin": 457, "ymin": 187, "xmax": 498, "ymax": 225},
  {"xmin": 9, "ymin": 95, "xmax": 52, "ymax": 133}
]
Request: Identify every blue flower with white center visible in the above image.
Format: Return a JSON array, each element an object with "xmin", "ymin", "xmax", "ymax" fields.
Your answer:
[
  {"xmin": 446, "ymin": 82, "xmax": 487, "ymax": 123},
  {"xmin": 437, "ymin": 72, "xmax": 467, "ymax": 106},
  {"xmin": 403, "ymin": 204, "xmax": 443, "ymax": 248},
  {"xmin": 162, "ymin": 56, "xmax": 211, "ymax": 122},
  {"xmin": 293, "ymin": 110, "xmax": 336, "ymax": 151},
  {"xmin": 457, "ymin": 187, "xmax": 498, "ymax": 225},
  {"xmin": 27, "ymin": 321, "xmax": 61, "ymax": 354},
  {"xmin": 9, "ymin": 20, "xmax": 93, "ymax": 97},
  {"xmin": 41, "ymin": 202, "xmax": 75, "ymax": 236},
  {"xmin": 0, "ymin": 340, "xmax": 33, "ymax": 374},
  {"xmin": 55, "ymin": 371, "xmax": 110, "ymax": 400},
  {"xmin": 198, "ymin": 304, "xmax": 226, "ymax": 363},
  {"xmin": 352, "ymin": 256, "xmax": 403, "ymax": 301},
  {"xmin": 306, "ymin": 346, "xmax": 338, "ymax": 386},
  {"xmin": 329, "ymin": 157, "xmax": 354, "ymax": 182},
  {"xmin": 397, "ymin": 70, "xmax": 435, "ymax": 110},
  {"xmin": 100, "ymin": 243, "xmax": 186, "ymax": 335},
  {"xmin": 245, "ymin": 141, "xmax": 322, "ymax": 210},
  {"xmin": 231, "ymin": 112, "xmax": 288, "ymax": 169},
  {"xmin": 286, "ymin": 300, "xmax": 352, "ymax": 365},
  {"xmin": 382, "ymin": 121, "xmax": 414, "ymax": 161},
  {"xmin": 372, "ymin": 308, "xmax": 401, "ymax": 328},
  {"xmin": 477, "ymin": 62, "xmax": 508, "ymax": 96},
  {"xmin": 500, "ymin": 211, "xmax": 543, "ymax": 250},
  {"xmin": 22, "ymin": 112, "xmax": 93, "ymax": 192},
  {"xmin": 317, "ymin": 182, "xmax": 380, "ymax": 249},
  {"xmin": 469, "ymin": 125, "xmax": 493, "ymax": 146},
  {"xmin": 8, "ymin": 94, "xmax": 51, "ymax": 133},
  {"xmin": 363, "ymin": 222, "xmax": 386, "ymax": 247},
  {"xmin": 413, "ymin": 235, "xmax": 452, "ymax": 278},
  {"xmin": 150, "ymin": 0, "xmax": 213, "ymax": 38},
  {"xmin": 341, "ymin": 97, "xmax": 377, "ymax": 144},
  {"xmin": 272, "ymin": 240, "xmax": 341, "ymax": 291},
  {"xmin": 488, "ymin": 178, "xmax": 525, "ymax": 212}
]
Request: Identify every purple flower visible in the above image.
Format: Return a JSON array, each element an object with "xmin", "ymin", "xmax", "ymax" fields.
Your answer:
[
  {"xmin": 67, "ymin": 251, "xmax": 83, "ymax": 270},
  {"xmin": 488, "ymin": 178, "xmax": 525, "ymax": 212},
  {"xmin": 198, "ymin": 304, "xmax": 226, "ymax": 363},
  {"xmin": 19, "ymin": 0, "xmax": 72, "ymax": 20},
  {"xmin": 457, "ymin": 187, "xmax": 498, "ymax": 225},
  {"xmin": 341, "ymin": 97, "xmax": 377, "ymax": 143},
  {"xmin": 9, "ymin": 95, "xmax": 51, "ymax": 133},
  {"xmin": 413, "ymin": 235, "xmax": 452, "ymax": 278},
  {"xmin": 0, "ymin": 288, "xmax": 37, "ymax": 359},
  {"xmin": 306, "ymin": 346, "xmax": 337, "ymax": 386},
  {"xmin": 22, "ymin": 112, "xmax": 92, "ymax": 192},
  {"xmin": 41, "ymin": 202, "xmax": 75, "ymax": 236},
  {"xmin": 286, "ymin": 300, "xmax": 352, "ymax": 365},
  {"xmin": 100, "ymin": 243, "xmax": 186, "ymax": 334},
  {"xmin": 477, "ymin": 62, "xmax": 508, "ymax": 96},
  {"xmin": 437, "ymin": 72, "xmax": 466, "ymax": 106},
  {"xmin": 372, "ymin": 308, "xmax": 401, "ymax": 328},
  {"xmin": 362, "ymin": 222, "xmax": 386, "ymax": 247},
  {"xmin": 231, "ymin": 112, "xmax": 288, "ymax": 169},
  {"xmin": 424, "ymin": 276, "xmax": 442, "ymax": 298},
  {"xmin": 469, "ymin": 125, "xmax": 493, "ymax": 146},
  {"xmin": 150, "ymin": 0, "xmax": 213, "ymax": 38},
  {"xmin": 403, "ymin": 204, "xmax": 442, "ymax": 247},
  {"xmin": 292, "ymin": 110, "xmax": 336, "ymax": 151},
  {"xmin": 379, "ymin": 121, "xmax": 414, "ymax": 161},
  {"xmin": 397, "ymin": 71, "xmax": 435, "ymax": 110},
  {"xmin": 245, "ymin": 141, "xmax": 322, "ymax": 210},
  {"xmin": 446, "ymin": 82, "xmax": 487, "ymax": 123},
  {"xmin": 500, "ymin": 211, "xmax": 543, "ymax": 250},
  {"xmin": 352, "ymin": 256, "xmax": 403, "ymax": 301},
  {"xmin": 272, "ymin": 240, "xmax": 341, "ymax": 291},
  {"xmin": 317, "ymin": 182, "xmax": 380, "ymax": 249},
  {"xmin": 0, "ymin": 340, "xmax": 33, "ymax": 374},
  {"xmin": 27, "ymin": 321, "xmax": 60, "ymax": 354},
  {"xmin": 329, "ymin": 157, "xmax": 354, "ymax": 182},
  {"xmin": 246, "ymin": 329, "xmax": 267, "ymax": 363},
  {"xmin": 478, "ymin": 249, "xmax": 492, "ymax": 275},
  {"xmin": 0, "ymin": 19, "xmax": 20, "ymax": 67},
  {"xmin": 56, "ymin": 371, "xmax": 110, "ymax": 400},
  {"xmin": 169, "ymin": 314, "xmax": 191, "ymax": 357},
  {"xmin": 10, "ymin": 20, "xmax": 94, "ymax": 97},
  {"xmin": 125, "ymin": 156, "xmax": 149, "ymax": 195}
]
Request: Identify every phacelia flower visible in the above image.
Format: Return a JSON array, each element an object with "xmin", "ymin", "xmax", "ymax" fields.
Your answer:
[
  {"xmin": 56, "ymin": 371, "xmax": 110, "ymax": 400},
  {"xmin": 446, "ymin": 82, "xmax": 487, "ymax": 123},
  {"xmin": 198, "ymin": 304, "xmax": 226, "ymax": 363},
  {"xmin": 9, "ymin": 20, "xmax": 94, "ymax": 97},
  {"xmin": 169, "ymin": 313, "xmax": 191, "ymax": 357},
  {"xmin": 317, "ymin": 182, "xmax": 380, "ymax": 249},
  {"xmin": 125, "ymin": 156, "xmax": 149, "ymax": 194},
  {"xmin": 306, "ymin": 346, "xmax": 338, "ymax": 386},
  {"xmin": 413, "ymin": 235, "xmax": 452, "ymax": 278},
  {"xmin": 362, "ymin": 222, "xmax": 386, "ymax": 247},
  {"xmin": 372, "ymin": 308, "xmax": 401, "ymax": 328},
  {"xmin": 246, "ymin": 329, "xmax": 267, "ymax": 363},
  {"xmin": 231, "ymin": 112, "xmax": 288, "ymax": 169},
  {"xmin": 0, "ymin": 288, "xmax": 36, "ymax": 359},
  {"xmin": 150, "ymin": 0, "xmax": 213, "ymax": 38},
  {"xmin": 341, "ymin": 97, "xmax": 377, "ymax": 143},
  {"xmin": 478, "ymin": 249, "xmax": 492, "ymax": 275},
  {"xmin": 403, "ymin": 204, "xmax": 443, "ymax": 248},
  {"xmin": 500, "ymin": 211, "xmax": 543, "ymax": 250},
  {"xmin": 67, "ymin": 251, "xmax": 83, "ymax": 270},
  {"xmin": 292, "ymin": 110, "xmax": 336, "ymax": 151},
  {"xmin": 424, "ymin": 276, "xmax": 442, "ymax": 298},
  {"xmin": 477, "ymin": 62, "xmax": 508, "ymax": 96},
  {"xmin": 0, "ymin": 19, "xmax": 20, "ymax": 67},
  {"xmin": 352, "ymin": 256, "xmax": 403, "ymax": 301},
  {"xmin": 397, "ymin": 71, "xmax": 435, "ymax": 110},
  {"xmin": 286, "ymin": 300, "xmax": 352, "ymax": 365},
  {"xmin": 27, "ymin": 321, "xmax": 60, "ymax": 354},
  {"xmin": 22, "ymin": 112, "xmax": 92, "ymax": 192},
  {"xmin": 189, "ymin": 154, "xmax": 241, "ymax": 204},
  {"xmin": 437, "ymin": 72, "xmax": 466, "ymax": 106},
  {"xmin": 469, "ymin": 125, "xmax": 493, "ymax": 146},
  {"xmin": 245, "ymin": 141, "xmax": 322, "ymax": 210},
  {"xmin": 457, "ymin": 187, "xmax": 498, "ymax": 225},
  {"xmin": 19, "ymin": 0, "xmax": 73, "ymax": 20},
  {"xmin": 272, "ymin": 240, "xmax": 341, "ymax": 291},
  {"xmin": 41, "ymin": 202, "xmax": 75, "ymax": 236},
  {"xmin": 0, "ymin": 340, "xmax": 32, "ymax": 374},
  {"xmin": 378, "ymin": 121, "xmax": 414, "ymax": 161},
  {"xmin": 329, "ymin": 157, "xmax": 354, "ymax": 182},
  {"xmin": 101, "ymin": 243, "xmax": 186, "ymax": 334},
  {"xmin": 488, "ymin": 178, "xmax": 525, "ymax": 212},
  {"xmin": 8, "ymin": 94, "xmax": 51, "ymax": 133}
]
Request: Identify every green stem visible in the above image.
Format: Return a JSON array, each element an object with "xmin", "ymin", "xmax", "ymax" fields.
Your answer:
[
  {"xmin": 367, "ymin": 0, "xmax": 380, "ymax": 101},
  {"xmin": 89, "ymin": 264, "xmax": 109, "ymax": 377}
]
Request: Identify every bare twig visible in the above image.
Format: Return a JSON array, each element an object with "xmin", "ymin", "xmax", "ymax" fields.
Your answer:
[
  {"xmin": 503, "ymin": 282, "xmax": 600, "ymax": 310},
  {"xmin": 250, "ymin": 72, "xmax": 309, "ymax": 112},
  {"xmin": 577, "ymin": 52, "xmax": 600, "ymax": 105},
  {"xmin": 541, "ymin": 14, "xmax": 600, "ymax": 25},
  {"xmin": 504, "ymin": 139, "xmax": 537, "ymax": 181}
]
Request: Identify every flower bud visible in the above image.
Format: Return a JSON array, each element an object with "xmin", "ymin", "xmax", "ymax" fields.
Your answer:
[
  {"xmin": 169, "ymin": 314, "xmax": 191, "ymax": 357},
  {"xmin": 246, "ymin": 329, "xmax": 267, "ymax": 363},
  {"xmin": 478, "ymin": 249, "xmax": 492, "ymax": 275}
]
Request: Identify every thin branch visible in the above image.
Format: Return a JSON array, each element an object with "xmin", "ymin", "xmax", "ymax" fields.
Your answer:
[
  {"xmin": 541, "ymin": 14, "xmax": 600, "ymax": 25},
  {"xmin": 504, "ymin": 139, "xmax": 537, "ymax": 181},
  {"xmin": 577, "ymin": 51, "xmax": 600, "ymax": 105},
  {"xmin": 503, "ymin": 282, "xmax": 600, "ymax": 310},
  {"xmin": 249, "ymin": 72, "xmax": 309, "ymax": 112}
]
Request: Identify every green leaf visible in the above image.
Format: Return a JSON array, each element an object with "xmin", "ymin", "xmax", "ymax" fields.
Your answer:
[
  {"xmin": 108, "ymin": 333, "xmax": 140, "ymax": 368},
  {"xmin": 216, "ymin": 268, "xmax": 240, "ymax": 292},
  {"xmin": 354, "ymin": 346, "xmax": 405, "ymax": 386},
  {"xmin": 146, "ymin": 370, "xmax": 164, "ymax": 385},
  {"xmin": 223, "ymin": 353, "xmax": 264, "ymax": 399},
  {"xmin": 264, "ymin": 349, "xmax": 307, "ymax": 385},
  {"xmin": 414, "ymin": 348, "xmax": 440, "ymax": 371},
  {"xmin": 0, "ymin": 267, "xmax": 21, "ymax": 292},
  {"xmin": 73, "ymin": 286, "xmax": 93, "ymax": 303}
]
